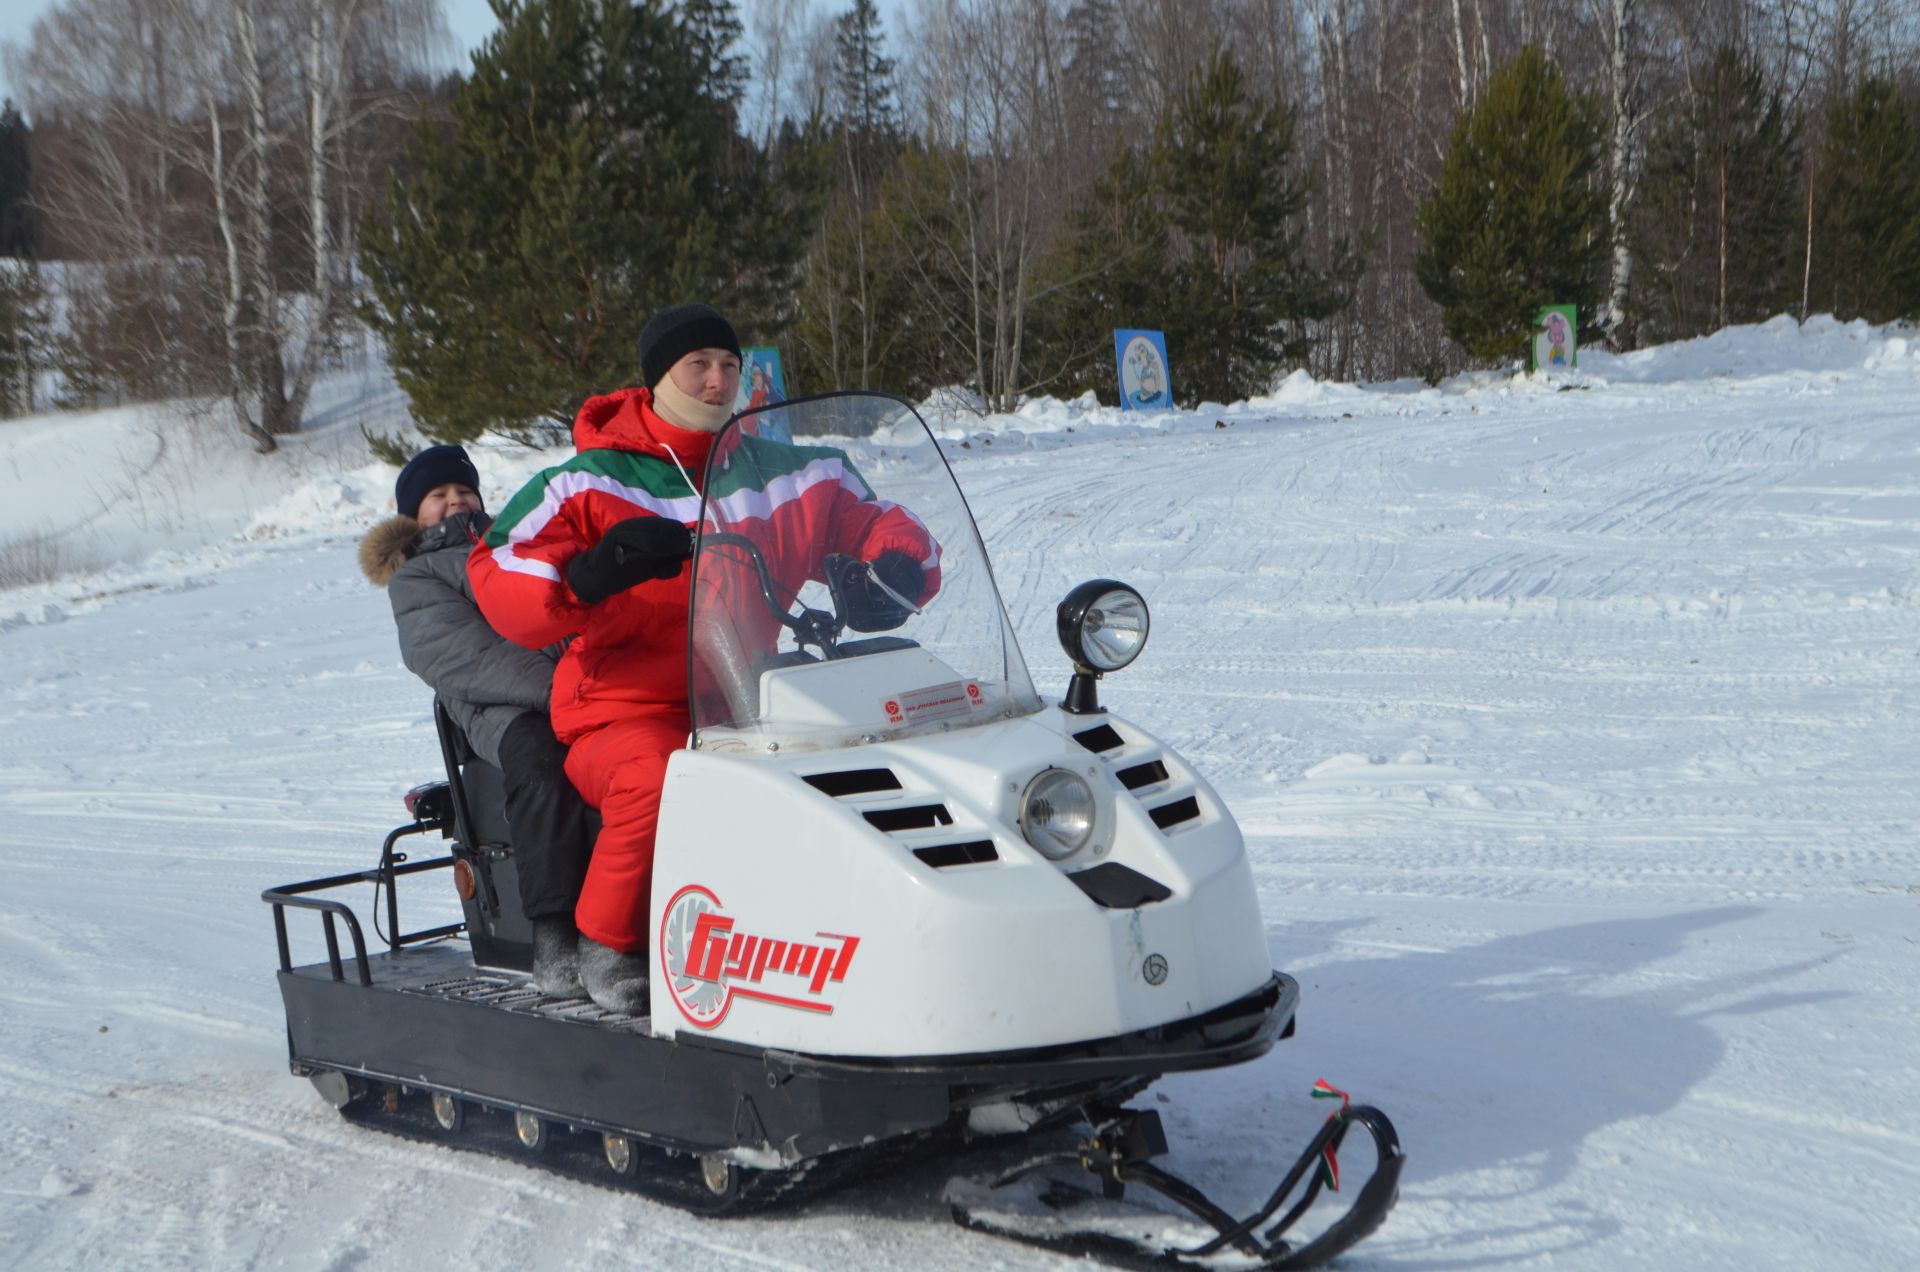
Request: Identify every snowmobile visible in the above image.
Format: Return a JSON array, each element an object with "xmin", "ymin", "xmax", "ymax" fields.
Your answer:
[{"xmin": 264, "ymin": 391, "xmax": 1402, "ymax": 1264}]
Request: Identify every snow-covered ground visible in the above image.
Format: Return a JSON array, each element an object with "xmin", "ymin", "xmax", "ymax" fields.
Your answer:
[{"xmin": 2, "ymin": 315, "xmax": 1917, "ymax": 1269}]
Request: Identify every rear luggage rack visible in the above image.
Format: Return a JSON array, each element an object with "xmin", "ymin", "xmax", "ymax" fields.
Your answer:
[{"xmin": 264, "ymin": 814, "xmax": 463, "ymax": 986}]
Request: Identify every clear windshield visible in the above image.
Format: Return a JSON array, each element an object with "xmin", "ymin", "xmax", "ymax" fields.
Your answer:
[{"xmin": 687, "ymin": 392, "xmax": 1042, "ymax": 754}]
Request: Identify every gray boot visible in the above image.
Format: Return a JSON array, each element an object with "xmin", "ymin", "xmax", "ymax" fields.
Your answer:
[
  {"xmin": 530, "ymin": 916, "xmax": 588, "ymax": 1000},
  {"xmin": 579, "ymin": 936, "xmax": 651, "ymax": 1015}
]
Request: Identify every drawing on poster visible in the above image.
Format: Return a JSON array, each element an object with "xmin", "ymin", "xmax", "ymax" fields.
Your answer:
[
  {"xmin": 1114, "ymin": 330, "xmax": 1172, "ymax": 410},
  {"xmin": 1532, "ymin": 306, "xmax": 1578, "ymax": 372},
  {"xmin": 734, "ymin": 347, "xmax": 792, "ymax": 441}
]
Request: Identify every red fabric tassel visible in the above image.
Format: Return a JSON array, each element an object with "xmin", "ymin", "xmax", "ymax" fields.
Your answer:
[{"xmin": 1311, "ymin": 1079, "xmax": 1351, "ymax": 1191}]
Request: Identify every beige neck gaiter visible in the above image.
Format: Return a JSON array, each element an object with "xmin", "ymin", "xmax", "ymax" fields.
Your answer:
[{"xmin": 651, "ymin": 375, "xmax": 733, "ymax": 433}]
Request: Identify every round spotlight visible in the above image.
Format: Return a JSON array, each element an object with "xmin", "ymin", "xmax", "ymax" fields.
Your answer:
[
  {"xmin": 1020, "ymin": 768, "xmax": 1097, "ymax": 859},
  {"xmin": 1057, "ymin": 580, "xmax": 1150, "ymax": 673}
]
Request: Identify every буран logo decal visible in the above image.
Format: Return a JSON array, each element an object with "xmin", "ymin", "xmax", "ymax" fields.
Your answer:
[{"xmin": 660, "ymin": 884, "xmax": 860, "ymax": 1029}]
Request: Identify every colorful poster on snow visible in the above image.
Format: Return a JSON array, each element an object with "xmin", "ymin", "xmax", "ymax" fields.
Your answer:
[
  {"xmin": 1532, "ymin": 305, "xmax": 1577, "ymax": 372},
  {"xmin": 734, "ymin": 347, "xmax": 791, "ymax": 441},
  {"xmin": 1114, "ymin": 329, "xmax": 1172, "ymax": 410}
]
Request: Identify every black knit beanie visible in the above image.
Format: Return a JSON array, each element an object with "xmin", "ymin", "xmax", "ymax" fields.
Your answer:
[
  {"xmin": 395, "ymin": 444, "xmax": 481, "ymax": 519},
  {"xmin": 638, "ymin": 303, "xmax": 741, "ymax": 389}
]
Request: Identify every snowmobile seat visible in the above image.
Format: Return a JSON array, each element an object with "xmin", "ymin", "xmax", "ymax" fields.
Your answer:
[{"xmin": 431, "ymin": 702, "xmax": 529, "ymax": 972}]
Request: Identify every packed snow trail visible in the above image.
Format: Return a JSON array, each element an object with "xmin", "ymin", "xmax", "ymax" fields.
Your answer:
[{"xmin": 1, "ymin": 317, "xmax": 1917, "ymax": 1269}]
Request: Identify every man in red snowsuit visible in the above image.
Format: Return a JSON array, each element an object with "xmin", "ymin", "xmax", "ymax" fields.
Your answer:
[{"xmin": 470, "ymin": 304, "xmax": 937, "ymax": 1012}]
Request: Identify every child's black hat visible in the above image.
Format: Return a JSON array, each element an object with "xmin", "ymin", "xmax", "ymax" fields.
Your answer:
[{"xmin": 395, "ymin": 444, "xmax": 480, "ymax": 520}]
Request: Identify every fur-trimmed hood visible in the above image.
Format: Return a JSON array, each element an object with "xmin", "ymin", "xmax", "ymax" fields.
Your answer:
[
  {"xmin": 359, "ymin": 510, "xmax": 493, "ymax": 588},
  {"xmin": 358, "ymin": 515, "xmax": 422, "ymax": 588},
  {"xmin": 371, "ymin": 506, "xmax": 553, "ymax": 770}
]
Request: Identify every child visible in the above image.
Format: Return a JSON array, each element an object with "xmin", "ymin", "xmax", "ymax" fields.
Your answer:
[{"xmin": 359, "ymin": 444, "xmax": 593, "ymax": 997}]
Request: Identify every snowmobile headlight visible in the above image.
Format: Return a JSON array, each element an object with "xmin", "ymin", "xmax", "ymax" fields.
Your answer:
[
  {"xmin": 1019, "ymin": 768, "xmax": 1097, "ymax": 859},
  {"xmin": 1057, "ymin": 581, "xmax": 1150, "ymax": 673}
]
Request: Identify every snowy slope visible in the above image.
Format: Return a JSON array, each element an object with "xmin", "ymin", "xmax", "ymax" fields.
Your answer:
[{"xmin": 2, "ymin": 317, "xmax": 1917, "ymax": 1269}]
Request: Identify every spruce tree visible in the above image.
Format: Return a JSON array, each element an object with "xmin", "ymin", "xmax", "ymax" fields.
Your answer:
[
  {"xmin": 358, "ymin": 0, "xmax": 806, "ymax": 441},
  {"xmin": 1060, "ymin": 0, "xmax": 1132, "ymax": 140},
  {"xmin": 790, "ymin": 150, "xmax": 917, "ymax": 395},
  {"xmin": 681, "ymin": 0, "xmax": 749, "ymax": 108},
  {"xmin": 0, "ymin": 102, "xmax": 32, "ymax": 260},
  {"xmin": 1631, "ymin": 46, "xmax": 1800, "ymax": 342},
  {"xmin": 1028, "ymin": 148, "xmax": 1175, "ymax": 403},
  {"xmin": 861, "ymin": 146, "xmax": 974, "ymax": 395},
  {"xmin": 833, "ymin": 0, "xmax": 899, "ymax": 161},
  {"xmin": 1150, "ymin": 51, "xmax": 1354, "ymax": 405},
  {"xmin": 0, "ymin": 259, "xmax": 48, "ymax": 417},
  {"xmin": 791, "ymin": 1, "xmax": 904, "ymax": 393},
  {"xmin": 1415, "ymin": 47, "xmax": 1608, "ymax": 366},
  {"xmin": 1811, "ymin": 77, "xmax": 1920, "ymax": 323}
]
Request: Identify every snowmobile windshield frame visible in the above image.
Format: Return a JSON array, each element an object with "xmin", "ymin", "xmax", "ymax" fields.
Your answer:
[{"xmin": 684, "ymin": 391, "xmax": 1042, "ymax": 755}]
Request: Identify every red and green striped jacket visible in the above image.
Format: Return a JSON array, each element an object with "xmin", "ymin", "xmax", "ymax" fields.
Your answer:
[{"xmin": 469, "ymin": 387, "xmax": 939, "ymax": 741}]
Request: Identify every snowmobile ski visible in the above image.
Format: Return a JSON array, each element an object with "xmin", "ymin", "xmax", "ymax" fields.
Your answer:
[{"xmin": 947, "ymin": 1094, "xmax": 1403, "ymax": 1268}]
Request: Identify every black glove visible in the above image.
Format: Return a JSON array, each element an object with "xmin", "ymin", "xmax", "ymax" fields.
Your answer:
[
  {"xmin": 566, "ymin": 517, "xmax": 693, "ymax": 606},
  {"xmin": 835, "ymin": 550, "xmax": 923, "ymax": 632}
]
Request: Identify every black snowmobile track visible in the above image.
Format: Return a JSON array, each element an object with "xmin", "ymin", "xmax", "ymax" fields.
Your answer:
[
  {"xmin": 332, "ymin": 1081, "xmax": 905, "ymax": 1215},
  {"xmin": 315, "ymin": 958, "xmax": 948, "ymax": 1213}
]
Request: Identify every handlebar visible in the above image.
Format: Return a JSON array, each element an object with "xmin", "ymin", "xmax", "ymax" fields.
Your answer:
[{"xmin": 698, "ymin": 531, "xmax": 846, "ymax": 656}]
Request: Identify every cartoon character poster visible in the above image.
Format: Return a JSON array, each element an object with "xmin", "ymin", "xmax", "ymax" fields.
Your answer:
[
  {"xmin": 1114, "ymin": 329, "xmax": 1172, "ymax": 410},
  {"xmin": 733, "ymin": 347, "xmax": 791, "ymax": 442},
  {"xmin": 1532, "ymin": 306, "xmax": 1577, "ymax": 372}
]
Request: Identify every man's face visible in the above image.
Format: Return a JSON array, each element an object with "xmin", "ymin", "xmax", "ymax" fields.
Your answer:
[
  {"xmin": 417, "ymin": 482, "xmax": 481, "ymax": 528},
  {"xmin": 668, "ymin": 347, "xmax": 743, "ymax": 406}
]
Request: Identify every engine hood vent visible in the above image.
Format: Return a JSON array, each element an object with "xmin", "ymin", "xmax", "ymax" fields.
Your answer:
[
  {"xmin": 1069, "ymin": 716, "xmax": 1211, "ymax": 839},
  {"xmin": 1072, "ymin": 723, "xmax": 1126, "ymax": 754},
  {"xmin": 913, "ymin": 840, "xmax": 999, "ymax": 868},
  {"xmin": 801, "ymin": 767, "xmax": 903, "ymax": 797},
  {"xmin": 1148, "ymin": 796, "xmax": 1201, "ymax": 830},
  {"xmin": 863, "ymin": 803, "xmax": 954, "ymax": 832}
]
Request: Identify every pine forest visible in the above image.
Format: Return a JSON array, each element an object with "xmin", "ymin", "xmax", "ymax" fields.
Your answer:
[{"xmin": 2, "ymin": 0, "xmax": 1919, "ymax": 444}]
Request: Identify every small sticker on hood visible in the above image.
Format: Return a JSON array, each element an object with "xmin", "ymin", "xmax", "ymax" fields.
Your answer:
[{"xmin": 883, "ymin": 682, "xmax": 977, "ymax": 725}]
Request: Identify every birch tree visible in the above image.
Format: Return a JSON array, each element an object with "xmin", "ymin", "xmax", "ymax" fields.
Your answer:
[
  {"xmin": 11, "ymin": 0, "xmax": 439, "ymax": 450},
  {"xmin": 1594, "ymin": 0, "xmax": 1641, "ymax": 345},
  {"xmin": 881, "ymin": 0, "xmax": 1075, "ymax": 410}
]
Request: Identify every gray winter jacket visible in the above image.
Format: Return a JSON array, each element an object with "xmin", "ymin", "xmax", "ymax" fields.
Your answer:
[{"xmin": 358, "ymin": 509, "xmax": 558, "ymax": 766}]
